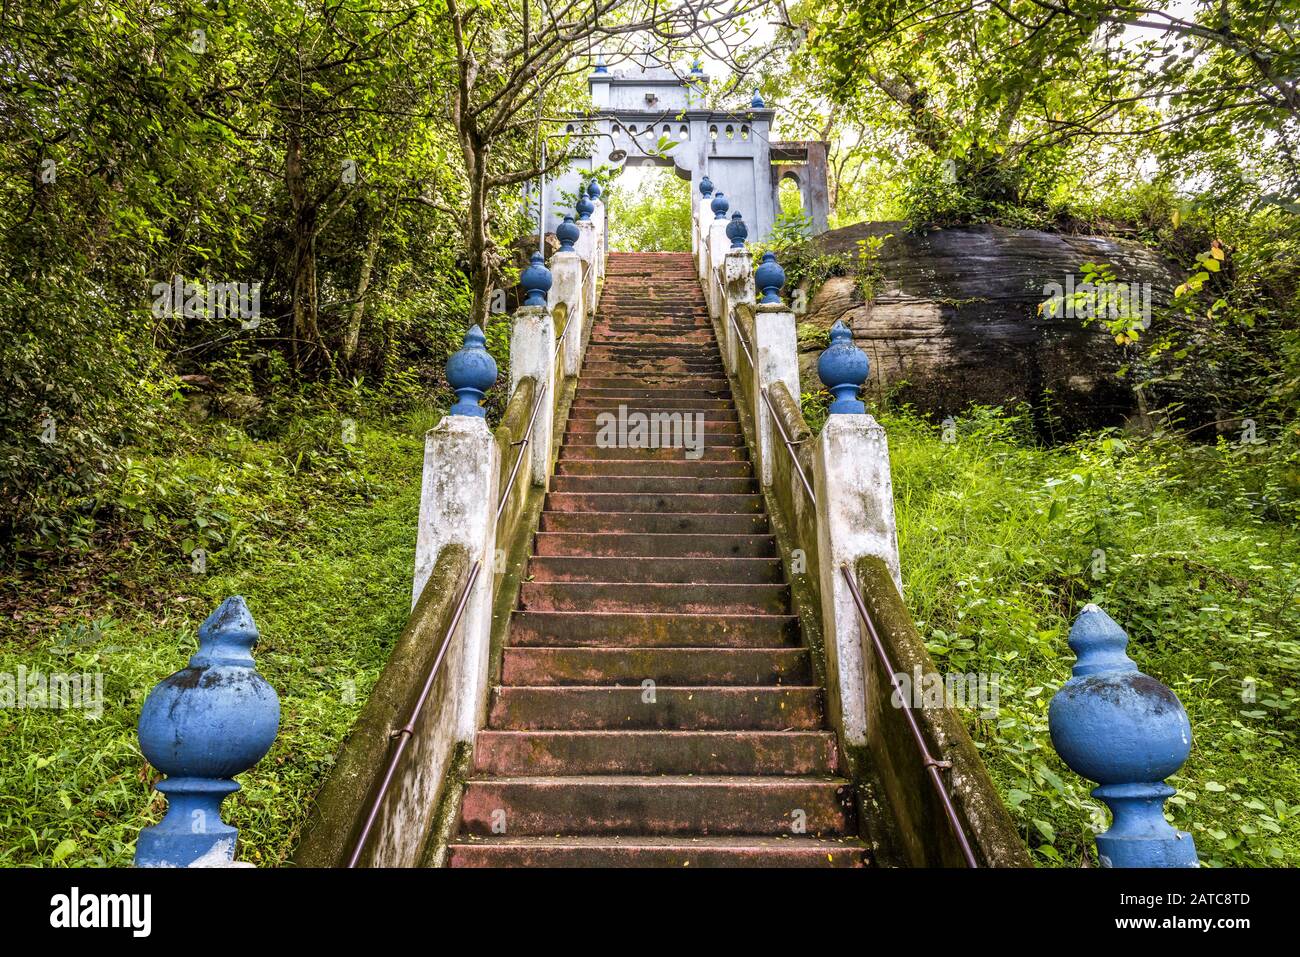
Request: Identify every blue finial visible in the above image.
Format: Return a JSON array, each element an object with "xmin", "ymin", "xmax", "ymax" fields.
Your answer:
[
  {"xmin": 817, "ymin": 320, "xmax": 868, "ymax": 414},
  {"xmin": 1049, "ymin": 605, "xmax": 1198, "ymax": 867},
  {"xmin": 699, "ymin": 175, "xmax": 714, "ymax": 197},
  {"xmin": 520, "ymin": 251, "xmax": 552, "ymax": 308},
  {"xmin": 556, "ymin": 214, "xmax": 579, "ymax": 254},
  {"xmin": 586, "ymin": 179, "xmax": 602, "ymax": 201},
  {"xmin": 576, "ymin": 191, "xmax": 595, "ymax": 222},
  {"xmin": 755, "ymin": 250, "xmax": 786, "ymax": 305},
  {"xmin": 593, "ymin": 57, "xmax": 608, "ymax": 74},
  {"xmin": 751, "ymin": 88, "xmax": 766, "ymax": 108},
  {"xmin": 690, "ymin": 58, "xmax": 704, "ymax": 75},
  {"xmin": 136, "ymin": 596, "xmax": 280, "ymax": 867},
  {"xmin": 711, "ymin": 190, "xmax": 729, "ymax": 220},
  {"xmin": 726, "ymin": 210, "xmax": 748, "ymax": 250},
  {"xmin": 446, "ymin": 324, "xmax": 498, "ymax": 417}
]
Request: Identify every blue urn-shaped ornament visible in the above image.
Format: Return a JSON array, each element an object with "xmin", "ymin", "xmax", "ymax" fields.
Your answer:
[
  {"xmin": 556, "ymin": 214, "xmax": 580, "ymax": 254},
  {"xmin": 818, "ymin": 320, "xmax": 869, "ymax": 414},
  {"xmin": 575, "ymin": 191, "xmax": 595, "ymax": 222},
  {"xmin": 136, "ymin": 596, "xmax": 280, "ymax": 866},
  {"xmin": 1048, "ymin": 605, "xmax": 1198, "ymax": 867},
  {"xmin": 711, "ymin": 190, "xmax": 730, "ymax": 220},
  {"xmin": 699, "ymin": 175, "xmax": 714, "ymax": 198},
  {"xmin": 520, "ymin": 251, "xmax": 552, "ymax": 308},
  {"xmin": 751, "ymin": 88, "xmax": 766, "ymax": 108},
  {"xmin": 726, "ymin": 211, "xmax": 748, "ymax": 250},
  {"xmin": 755, "ymin": 251, "xmax": 786, "ymax": 305},
  {"xmin": 446, "ymin": 324, "xmax": 498, "ymax": 417},
  {"xmin": 586, "ymin": 179, "xmax": 602, "ymax": 202}
]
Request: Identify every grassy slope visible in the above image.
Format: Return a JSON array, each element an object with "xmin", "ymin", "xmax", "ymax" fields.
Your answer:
[
  {"xmin": 883, "ymin": 407, "xmax": 1300, "ymax": 867},
  {"xmin": 0, "ymin": 407, "xmax": 436, "ymax": 867}
]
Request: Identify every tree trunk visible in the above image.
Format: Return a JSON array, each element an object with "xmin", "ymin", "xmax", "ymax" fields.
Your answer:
[
  {"xmin": 287, "ymin": 129, "xmax": 325, "ymax": 371},
  {"xmin": 342, "ymin": 213, "xmax": 385, "ymax": 368}
]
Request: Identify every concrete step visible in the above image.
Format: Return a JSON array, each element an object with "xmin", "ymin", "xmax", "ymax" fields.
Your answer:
[
  {"xmin": 489, "ymin": 685, "xmax": 822, "ymax": 730},
  {"xmin": 545, "ymin": 492, "xmax": 763, "ymax": 514},
  {"xmin": 500, "ymin": 647, "xmax": 811, "ymax": 686},
  {"xmin": 557, "ymin": 446, "xmax": 746, "ymax": 463},
  {"xmin": 518, "ymin": 581, "xmax": 790, "ymax": 614},
  {"xmin": 584, "ymin": 360, "xmax": 724, "ymax": 374},
  {"xmin": 574, "ymin": 382, "xmax": 738, "ymax": 395},
  {"xmin": 447, "ymin": 834, "xmax": 869, "ymax": 867},
  {"xmin": 526, "ymin": 555, "xmax": 783, "ymax": 583},
  {"xmin": 554, "ymin": 459, "xmax": 750, "ymax": 478},
  {"xmin": 509, "ymin": 611, "xmax": 799, "ymax": 647},
  {"xmin": 533, "ymin": 531, "xmax": 776, "ymax": 558},
  {"xmin": 566, "ymin": 416, "xmax": 741, "ymax": 433},
  {"xmin": 562, "ymin": 433, "xmax": 747, "ymax": 449},
  {"xmin": 550, "ymin": 475, "xmax": 756, "ymax": 494},
  {"xmin": 473, "ymin": 729, "xmax": 832, "ymax": 773},
  {"xmin": 538, "ymin": 510, "xmax": 768, "ymax": 534},
  {"xmin": 571, "ymin": 395, "xmax": 734, "ymax": 410},
  {"xmin": 458, "ymin": 775, "xmax": 855, "ymax": 836}
]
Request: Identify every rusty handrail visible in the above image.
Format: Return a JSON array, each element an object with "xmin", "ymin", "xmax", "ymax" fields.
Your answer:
[
  {"xmin": 346, "ymin": 558, "xmax": 483, "ymax": 868},
  {"xmin": 727, "ymin": 308, "xmax": 816, "ymax": 507},
  {"xmin": 728, "ymin": 308, "xmax": 755, "ymax": 368},
  {"xmin": 760, "ymin": 386, "xmax": 817, "ymax": 507},
  {"xmin": 496, "ymin": 319, "xmax": 569, "ymax": 524},
  {"xmin": 838, "ymin": 562, "xmax": 979, "ymax": 867}
]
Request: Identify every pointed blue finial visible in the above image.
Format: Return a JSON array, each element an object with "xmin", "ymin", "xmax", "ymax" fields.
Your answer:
[
  {"xmin": 699, "ymin": 175, "xmax": 714, "ymax": 197},
  {"xmin": 587, "ymin": 179, "xmax": 602, "ymax": 201},
  {"xmin": 755, "ymin": 250, "xmax": 786, "ymax": 305},
  {"xmin": 751, "ymin": 88, "xmax": 765, "ymax": 108},
  {"xmin": 520, "ymin": 251, "xmax": 552, "ymax": 308},
  {"xmin": 593, "ymin": 57, "xmax": 608, "ymax": 74},
  {"xmin": 690, "ymin": 58, "xmax": 704, "ymax": 75},
  {"xmin": 556, "ymin": 214, "xmax": 579, "ymax": 254},
  {"xmin": 576, "ymin": 191, "xmax": 595, "ymax": 222},
  {"xmin": 1049, "ymin": 605, "xmax": 1198, "ymax": 868},
  {"xmin": 726, "ymin": 210, "xmax": 748, "ymax": 249},
  {"xmin": 446, "ymin": 324, "xmax": 498, "ymax": 417},
  {"xmin": 136, "ymin": 596, "xmax": 280, "ymax": 867},
  {"xmin": 710, "ymin": 190, "xmax": 729, "ymax": 220},
  {"xmin": 817, "ymin": 320, "xmax": 868, "ymax": 414}
]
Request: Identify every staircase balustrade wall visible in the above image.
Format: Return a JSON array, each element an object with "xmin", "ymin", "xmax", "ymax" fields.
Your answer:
[
  {"xmin": 286, "ymin": 224, "xmax": 605, "ymax": 868},
  {"xmin": 696, "ymin": 223, "xmax": 1030, "ymax": 867}
]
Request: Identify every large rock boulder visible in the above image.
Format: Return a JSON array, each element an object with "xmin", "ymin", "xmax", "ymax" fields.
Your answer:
[{"xmin": 795, "ymin": 222, "xmax": 1177, "ymax": 431}]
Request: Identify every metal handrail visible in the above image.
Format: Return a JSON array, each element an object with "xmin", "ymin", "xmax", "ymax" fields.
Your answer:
[
  {"xmin": 727, "ymin": 308, "xmax": 816, "ymax": 507},
  {"xmin": 838, "ymin": 563, "xmax": 979, "ymax": 868},
  {"xmin": 728, "ymin": 308, "xmax": 755, "ymax": 368},
  {"xmin": 760, "ymin": 386, "xmax": 816, "ymax": 507},
  {"xmin": 346, "ymin": 558, "xmax": 483, "ymax": 868},
  {"xmin": 496, "ymin": 317, "xmax": 569, "ymax": 524},
  {"xmin": 347, "ymin": 311, "xmax": 571, "ymax": 865}
]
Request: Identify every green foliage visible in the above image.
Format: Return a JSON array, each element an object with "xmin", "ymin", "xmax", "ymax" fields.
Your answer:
[
  {"xmin": 0, "ymin": 403, "xmax": 436, "ymax": 866},
  {"xmin": 884, "ymin": 405, "xmax": 1300, "ymax": 866},
  {"xmin": 607, "ymin": 167, "xmax": 693, "ymax": 253}
]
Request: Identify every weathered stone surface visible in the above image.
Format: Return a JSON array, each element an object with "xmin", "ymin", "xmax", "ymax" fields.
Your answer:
[{"xmin": 797, "ymin": 222, "xmax": 1177, "ymax": 429}]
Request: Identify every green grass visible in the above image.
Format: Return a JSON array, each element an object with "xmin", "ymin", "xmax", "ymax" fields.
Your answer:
[
  {"xmin": 0, "ymin": 404, "xmax": 437, "ymax": 867},
  {"xmin": 882, "ymin": 406, "xmax": 1300, "ymax": 867}
]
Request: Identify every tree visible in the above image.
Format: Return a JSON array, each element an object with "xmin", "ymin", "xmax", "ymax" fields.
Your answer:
[{"xmin": 439, "ymin": 0, "xmax": 766, "ymax": 325}]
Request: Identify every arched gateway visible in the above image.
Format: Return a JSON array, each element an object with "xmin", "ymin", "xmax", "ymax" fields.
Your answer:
[{"xmin": 543, "ymin": 59, "xmax": 830, "ymax": 242}]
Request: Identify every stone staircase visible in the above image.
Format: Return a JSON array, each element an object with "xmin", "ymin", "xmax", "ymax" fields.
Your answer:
[{"xmin": 447, "ymin": 252, "xmax": 869, "ymax": 866}]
